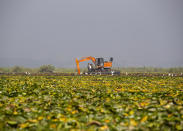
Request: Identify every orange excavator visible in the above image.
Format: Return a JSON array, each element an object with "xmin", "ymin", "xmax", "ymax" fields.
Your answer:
[{"xmin": 75, "ymin": 56, "xmax": 120, "ymax": 75}]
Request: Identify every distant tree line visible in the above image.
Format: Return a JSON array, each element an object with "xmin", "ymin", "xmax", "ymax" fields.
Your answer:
[
  {"xmin": 0, "ymin": 65, "xmax": 56, "ymax": 73},
  {"xmin": 117, "ymin": 67, "xmax": 183, "ymax": 73},
  {"xmin": 0, "ymin": 65, "xmax": 183, "ymax": 73}
]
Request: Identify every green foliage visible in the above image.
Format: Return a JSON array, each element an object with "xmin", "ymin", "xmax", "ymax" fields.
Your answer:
[
  {"xmin": 12, "ymin": 66, "xmax": 23, "ymax": 73},
  {"xmin": 0, "ymin": 75, "xmax": 183, "ymax": 130},
  {"xmin": 38, "ymin": 65, "xmax": 55, "ymax": 73}
]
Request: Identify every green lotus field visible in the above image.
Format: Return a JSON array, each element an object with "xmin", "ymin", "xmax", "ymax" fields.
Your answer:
[{"xmin": 0, "ymin": 75, "xmax": 183, "ymax": 130}]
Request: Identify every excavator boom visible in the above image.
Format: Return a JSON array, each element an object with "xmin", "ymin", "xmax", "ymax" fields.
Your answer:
[{"xmin": 75, "ymin": 56, "xmax": 96, "ymax": 75}]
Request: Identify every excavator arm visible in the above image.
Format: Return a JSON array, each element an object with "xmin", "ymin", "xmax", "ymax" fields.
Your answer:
[{"xmin": 75, "ymin": 56, "xmax": 96, "ymax": 75}]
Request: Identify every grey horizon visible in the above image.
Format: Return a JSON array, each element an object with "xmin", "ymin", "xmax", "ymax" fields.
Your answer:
[{"xmin": 0, "ymin": 0, "xmax": 183, "ymax": 68}]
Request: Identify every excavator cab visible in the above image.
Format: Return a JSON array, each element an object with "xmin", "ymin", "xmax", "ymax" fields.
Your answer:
[{"xmin": 95, "ymin": 58, "xmax": 104, "ymax": 67}]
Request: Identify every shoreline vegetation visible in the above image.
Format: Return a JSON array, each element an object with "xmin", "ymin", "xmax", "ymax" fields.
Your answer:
[{"xmin": 0, "ymin": 65, "xmax": 183, "ymax": 74}]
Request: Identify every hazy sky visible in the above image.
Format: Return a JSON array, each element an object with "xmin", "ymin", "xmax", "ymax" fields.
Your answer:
[{"xmin": 0, "ymin": 0, "xmax": 183, "ymax": 68}]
